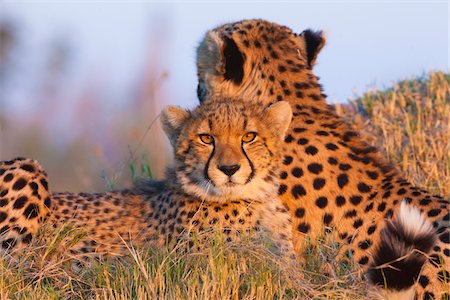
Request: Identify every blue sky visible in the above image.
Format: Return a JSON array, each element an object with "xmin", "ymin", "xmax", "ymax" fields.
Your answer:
[{"xmin": 1, "ymin": 1, "xmax": 448, "ymax": 109}]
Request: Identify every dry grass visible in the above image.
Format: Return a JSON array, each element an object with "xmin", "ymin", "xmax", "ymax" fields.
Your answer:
[
  {"xmin": 1, "ymin": 71, "xmax": 448, "ymax": 299},
  {"xmin": 1, "ymin": 226, "xmax": 369, "ymax": 299},
  {"xmin": 336, "ymin": 71, "xmax": 449, "ymax": 196}
]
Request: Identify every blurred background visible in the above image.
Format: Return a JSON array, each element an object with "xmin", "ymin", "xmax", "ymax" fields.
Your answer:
[{"xmin": 0, "ymin": 1, "xmax": 448, "ymax": 192}]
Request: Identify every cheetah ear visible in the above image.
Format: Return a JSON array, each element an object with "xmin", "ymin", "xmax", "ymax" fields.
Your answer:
[
  {"xmin": 299, "ymin": 29, "xmax": 326, "ymax": 68},
  {"xmin": 264, "ymin": 101, "xmax": 292, "ymax": 139},
  {"xmin": 197, "ymin": 31, "xmax": 245, "ymax": 86},
  {"xmin": 160, "ymin": 106, "xmax": 190, "ymax": 146}
]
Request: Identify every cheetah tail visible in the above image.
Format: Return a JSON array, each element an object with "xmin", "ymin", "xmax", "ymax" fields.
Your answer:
[{"xmin": 367, "ymin": 201, "xmax": 437, "ymax": 300}]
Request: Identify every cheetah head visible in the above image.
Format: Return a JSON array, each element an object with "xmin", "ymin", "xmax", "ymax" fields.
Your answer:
[
  {"xmin": 161, "ymin": 99, "xmax": 292, "ymax": 203},
  {"xmin": 196, "ymin": 19, "xmax": 326, "ymax": 103}
]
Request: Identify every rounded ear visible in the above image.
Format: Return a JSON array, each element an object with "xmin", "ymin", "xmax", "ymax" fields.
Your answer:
[
  {"xmin": 264, "ymin": 101, "xmax": 293, "ymax": 138},
  {"xmin": 196, "ymin": 31, "xmax": 245, "ymax": 85},
  {"xmin": 299, "ymin": 29, "xmax": 326, "ymax": 68},
  {"xmin": 160, "ymin": 106, "xmax": 190, "ymax": 146}
]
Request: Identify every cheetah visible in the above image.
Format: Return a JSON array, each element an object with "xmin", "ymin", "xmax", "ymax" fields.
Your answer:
[
  {"xmin": 196, "ymin": 19, "xmax": 449, "ymax": 299},
  {"xmin": 0, "ymin": 99, "xmax": 295, "ymax": 262}
]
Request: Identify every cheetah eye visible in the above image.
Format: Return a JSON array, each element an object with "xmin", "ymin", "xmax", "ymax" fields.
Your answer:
[
  {"xmin": 199, "ymin": 134, "xmax": 214, "ymax": 144},
  {"xmin": 242, "ymin": 132, "xmax": 257, "ymax": 143}
]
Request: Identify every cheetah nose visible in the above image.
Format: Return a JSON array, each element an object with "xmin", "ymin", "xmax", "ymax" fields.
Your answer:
[{"xmin": 217, "ymin": 164, "xmax": 240, "ymax": 177}]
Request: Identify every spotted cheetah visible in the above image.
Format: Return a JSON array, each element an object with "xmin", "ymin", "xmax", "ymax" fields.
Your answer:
[
  {"xmin": 0, "ymin": 99, "xmax": 295, "ymax": 261},
  {"xmin": 196, "ymin": 19, "xmax": 449, "ymax": 299}
]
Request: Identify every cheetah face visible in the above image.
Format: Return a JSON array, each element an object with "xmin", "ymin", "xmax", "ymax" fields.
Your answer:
[{"xmin": 161, "ymin": 99, "xmax": 292, "ymax": 203}]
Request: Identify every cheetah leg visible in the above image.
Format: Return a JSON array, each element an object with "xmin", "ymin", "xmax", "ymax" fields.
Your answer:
[{"xmin": 257, "ymin": 202, "xmax": 297, "ymax": 265}]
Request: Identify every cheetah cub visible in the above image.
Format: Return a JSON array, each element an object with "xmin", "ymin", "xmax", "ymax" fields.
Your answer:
[{"xmin": 0, "ymin": 99, "xmax": 295, "ymax": 261}]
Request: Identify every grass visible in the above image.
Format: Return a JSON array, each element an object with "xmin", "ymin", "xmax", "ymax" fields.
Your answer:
[{"xmin": 1, "ymin": 71, "xmax": 448, "ymax": 299}]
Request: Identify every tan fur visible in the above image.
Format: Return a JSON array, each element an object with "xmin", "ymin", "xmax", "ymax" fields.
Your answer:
[
  {"xmin": 0, "ymin": 158, "xmax": 51, "ymax": 252},
  {"xmin": 196, "ymin": 19, "xmax": 449, "ymax": 299}
]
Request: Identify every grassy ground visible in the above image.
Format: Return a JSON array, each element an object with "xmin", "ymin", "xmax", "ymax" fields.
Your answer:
[{"xmin": 1, "ymin": 71, "xmax": 448, "ymax": 299}]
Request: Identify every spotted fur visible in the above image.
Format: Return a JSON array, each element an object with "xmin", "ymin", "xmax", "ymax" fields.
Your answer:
[
  {"xmin": 0, "ymin": 100, "xmax": 295, "ymax": 262},
  {"xmin": 196, "ymin": 19, "xmax": 449, "ymax": 299}
]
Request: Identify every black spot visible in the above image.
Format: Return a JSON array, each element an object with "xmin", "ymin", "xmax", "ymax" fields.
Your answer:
[
  {"xmin": 385, "ymin": 209, "xmax": 393, "ymax": 219},
  {"xmin": 353, "ymin": 219, "xmax": 363, "ymax": 229},
  {"xmin": 23, "ymin": 204, "xmax": 40, "ymax": 219},
  {"xmin": 20, "ymin": 164, "xmax": 35, "ymax": 172},
  {"xmin": 284, "ymin": 135, "xmax": 294, "ymax": 143},
  {"xmin": 366, "ymin": 171, "xmax": 379, "ymax": 180},
  {"xmin": 325, "ymin": 143, "xmax": 338, "ymax": 150},
  {"xmin": 283, "ymin": 156, "xmax": 293, "ymax": 165},
  {"xmin": 40, "ymin": 178, "xmax": 48, "ymax": 190},
  {"xmin": 0, "ymin": 225, "xmax": 9, "ymax": 234},
  {"xmin": 29, "ymin": 182, "xmax": 38, "ymax": 191},
  {"xmin": 344, "ymin": 210, "xmax": 357, "ymax": 218},
  {"xmin": 291, "ymin": 185, "xmax": 307, "ymax": 199},
  {"xmin": 291, "ymin": 167, "xmax": 303, "ymax": 178},
  {"xmin": 349, "ymin": 195, "xmax": 362, "ymax": 206},
  {"xmin": 358, "ymin": 256, "xmax": 369, "ymax": 265},
  {"xmin": 420, "ymin": 199, "xmax": 431, "ymax": 206},
  {"xmin": 13, "ymin": 196, "xmax": 28, "ymax": 209},
  {"xmin": 335, "ymin": 196, "xmax": 346, "ymax": 207},
  {"xmin": 0, "ymin": 212, "xmax": 7, "ymax": 223},
  {"xmin": 396, "ymin": 188, "xmax": 407, "ymax": 195},
  {"xmin": 12, "ymin": 178, "xmax": 27, "ymax": 190},
  {"xmin": 295, "ymin": 208, "xmax": 305, "ymax": 218},
  {"xmin": 313, "ymin": 178, "xmax": 326, "ymax": 190},
  {"xmin": 4, "ymin": 174, "xmax": 13, "ymax": 182},
  {"xmin": 328, "ymin": 157, "xmax": 338, "ymax": 165},
  {"xmin": 293, "ymin": 127, "xmax": 307, "ymax": 133},
  {"xmin": 2, "ymin": 238, "xmax": 16, "ymax": 249},
  {"xmin": 357, "ymin": 183, "xmax": 371, "ymax": 193},
  {"xmin": 315, "ymin": 197, "xmax": 328, "ymax": 208},
  {"xmin": 278, "ymin": 184, "xmax": 287, "ymax": 195},
  {"xmin": 297, "ymin": 138, "xmax": 308, "ymax": 145},
  {"xmin": 358, "ymin": 239, "xmax": 372, "ymax": 250},
  {"xmin": 367, "ymin": 225, "xmax": 377, "ymax": 235},
  {"xmin": 298, "ymin": 222, "xmax": 310, "ymax": 233},
  {"xmin": 427, "ymin": 209, "xmax": 441, "ymax": 217},
  {"xmin": 280, "ymin": 171, "xmax": 288, "ymax": 179},
  {"xmin": 444, "ymin": 249, "xmax": 450, "ymax": 257},
  {"xmin": 0, "ymin": 199, "xmax": 8, "ymax": 207},
  {"xmin": 377, "ymin": 202, "xmax": 387, "ymax": 213},
  {"xmin": 339, "ymin": 164, "xmax": 351, "ymax": 171},
  {"xmin": 418, "ymin": 275, "xmax": 430, "ymax": 288},
  {"xmin": 305, "ymin": 146, "xmax": 318, "ymax": 155},
  {"xmin": 323, "ymin": 214, "xmax": 333, "ymax": 225},
  {"xmin": 44, "ymin": 197, "xmax": 51, "ymax": 208},
  {"xmin": 343, "ymin": 131, "xmax": 358, "ymax": 142},
  {"xmin": 364, "ymin": 202, "xmax": 374, "ymax": 212},
  {"xmin": 22, "ymin": 233, "xmax": 33, "ymax": 244},
  {"xmin": 337, "ymin": 174, "xmax": 349, "ymax": 188},
  {"xmin": 307, "ymin": 163, "xmax": 323, "ymax": 174},
  {"xmin": 439, "ymin": 232, "xmax": 449, "ymax": 244},
  {"xmin": 253, "ymin": 40, "xmax": 261, "ymax": 48}
]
